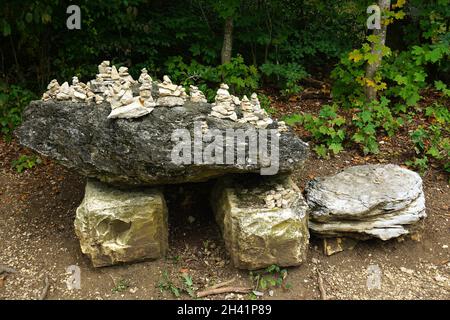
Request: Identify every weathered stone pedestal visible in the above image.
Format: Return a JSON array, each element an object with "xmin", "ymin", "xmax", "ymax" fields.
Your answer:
[
  {"xmin": 211, "ymin": 175, "xmax": 309, "ymax": 270},
  {"xmin": 74, "ymin": 180, "xmax": 168, "ymax": 267}
]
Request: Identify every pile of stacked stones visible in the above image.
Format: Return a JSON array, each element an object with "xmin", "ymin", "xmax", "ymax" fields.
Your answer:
[
  {"xmin": 156, "ymin": 75, "xmax": 188, "ymax": 107},
  {"xmin": 210, "ymin": 83, "xmax": 239, "ymax": 121},
  {"xmin": 264, "ymin": 184, "xmax": 297, "ymax": 209},
  {"xmin": 41, "ymin": 61, "xmax": 288, "ymax": 132},
  {"xmin": 42, "ymin": 77, "xmax": 101, "ymax": 104},
  {"xmin": 20, "ymin": 62, "xmax": 427, "ymax": 269},
  {"xmin": 189, "ymin": 85, "xmax": 207, "ymax": 103}
]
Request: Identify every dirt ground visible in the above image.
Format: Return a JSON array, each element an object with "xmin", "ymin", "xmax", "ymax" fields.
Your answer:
[{"xmin": 1, "ymin": 134, "xmax": 449, "ymax": 301}]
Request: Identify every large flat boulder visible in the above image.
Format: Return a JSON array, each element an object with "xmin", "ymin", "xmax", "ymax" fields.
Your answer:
[
  {"xmin": 305, "ymin": 164, "xmax": 426, "ymax": 240},
  {"xmin": 74, "ymin": 179, "xmax": 168, "ymax": 267},
  {"xmin": 211, "ymin": 175, "xmax": 309, "ymax": 270},
  {"xmin": 15, "ymin": 100, "xmax": 308, "ymax": 186}
]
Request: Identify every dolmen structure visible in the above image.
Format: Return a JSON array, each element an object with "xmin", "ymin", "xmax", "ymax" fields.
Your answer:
[{"xmin": 16, "ymin": 61, "xmax": 426, "ymax": 268}]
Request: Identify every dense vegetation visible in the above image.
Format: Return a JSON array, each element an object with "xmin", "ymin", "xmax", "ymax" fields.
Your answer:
[{"xmin": 1, "ymin": 0, "xmax": 449, "ymax": 175}]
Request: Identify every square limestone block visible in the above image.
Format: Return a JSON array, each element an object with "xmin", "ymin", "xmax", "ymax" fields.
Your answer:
[
  {"xmin": 211, "ymin": 175, "xmax": 309, "ymax": 270},
  {"xmin": 75, "ymin": 179, "xmax": 168, "ymax": 267}
]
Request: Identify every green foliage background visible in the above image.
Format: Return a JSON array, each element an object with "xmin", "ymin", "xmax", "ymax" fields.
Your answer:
[
  {"xmin": 0, "ymin": 0, "xmax": 448, "ymax": 174},
  {"xmin": 0, "ymin": 0, "xmax": 374, "ymax": 91}
]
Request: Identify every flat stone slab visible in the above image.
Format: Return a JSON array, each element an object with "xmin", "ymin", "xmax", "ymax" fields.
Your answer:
[
  {"xmin": 74, "ymin": 179, "xmax": 168, "ymax": 267},
  {"xmin": 305, "ymin": 164, "xmax": 426, "ymax": 240},
  {"xmin": 16, "ymin": 100, "xmax": 309, "ymax": 187},
  {"xmin": 211, "ymin": 175, "xmax": 309, "ymax": 270}
]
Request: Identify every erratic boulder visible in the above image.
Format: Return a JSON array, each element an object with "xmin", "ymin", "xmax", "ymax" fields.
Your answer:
[
  {"xmin": 305, "ymin": 164, "xmax": 426, "ymax": 240},
  {"xmin": 16, "ymin": 100, "xmax": 309, "ymax": 186}
]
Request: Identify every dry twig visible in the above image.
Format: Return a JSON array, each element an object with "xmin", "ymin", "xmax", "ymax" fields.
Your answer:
[
  {"xmin": 39, "ymin": 275, "xmax": 50, "ymax": 300},
  {"xmin": 0, "ymin": 265, "xmax": 17, "ymax": 275},
  {"xmin": 208, "ymin": 278, "xmax": 236, "ymax": 290},
  {"xmin": 317, "ymin": 270, "xmax": 328, "ymax": 300},
  {"xmin": 196, "ymin": 286, "xmax": 252, "ymax": 298}
]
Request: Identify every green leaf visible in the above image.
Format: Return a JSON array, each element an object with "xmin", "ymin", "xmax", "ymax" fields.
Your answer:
[
  {"xmin": 329, "ymin": 143, "xmax": 343, "ymax": 155},
  {"xmin": 283, "ymin": 114, "xmax": 303, "ymax": 126},
  {"xmin": 360, "ymin": 110, "xmax": 372, "ymax": 123},
  {"xmin": 413, "ymin": 72, "xmax": 426, "ymax": 83},
  {"xmin": 171, "ymin": 286, "xmax": 181, "ymax": 298},
  {"xmin": 182, "ymin": 274, "xmax": 193, "ymax": 287},
  {"xmin": 426, "ymin": 147, "xmax": 441, "ymax": 159},
  {"xmin": 352, "ymin": 132, "xmax": 364, "ymax": 143},
  {"xmin": 314, "ymin": 145, "xmax": 328, "ymax": 158},
  {"xmin": 260, "ymin": 278, "xmax": 267, "ymax": 290}
]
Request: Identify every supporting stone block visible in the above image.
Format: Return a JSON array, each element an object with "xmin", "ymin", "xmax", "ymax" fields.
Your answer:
[
  {"xmin": 211, "ymin": 175, "xmax": 309, "ymax": 270},
  {"xmin": 75, "ymin": 179, "xmax": 168, "ymax": 267}
]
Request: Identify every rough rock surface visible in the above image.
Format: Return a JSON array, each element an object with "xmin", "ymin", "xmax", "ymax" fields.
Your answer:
[
  {"xmin": 16, "ymin": 100, "xmax": 309, "ymax": 186},
  {"xmin": 74, "ymin": 179, "xmax": 168, "ymax": 267},
  {"xmin": 211, "ymin": 175, "xmax": 309, "ymax": 270},
  {"xmin": 306, "ymin": 164, "xmax": 426, "ymax": 240}
]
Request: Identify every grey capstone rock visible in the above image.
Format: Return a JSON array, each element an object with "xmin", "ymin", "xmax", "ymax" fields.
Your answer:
[
  {"xmin": 211, "ymin": 175, "xmax": 309, "ymax": 270},
  {"xmin": 306, "ymin": 164, "xmax": 426, "ymax": 240},
  {"xmin": 74, "ymin": 179, "xmax": 168, "ymax": 267},
  {"xmin": 16, "ymin": 100, "xmax": 309, "ymax": 186}
]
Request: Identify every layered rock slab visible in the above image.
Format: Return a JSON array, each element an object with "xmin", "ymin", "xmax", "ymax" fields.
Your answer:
[
  {"xmin": 305, "ymin": 164, "xmax": 426, "ymax": 240},
  {"xmin": 16, "ymin": 100, "xmax": 309, "ymax": 186},
  {"xmin": 211, "ymin": 175, "xmax": 309, "ymax": 270},
  {"xmin": 74, "ymin": 179, "xmax": 168, "ymax": 267}
]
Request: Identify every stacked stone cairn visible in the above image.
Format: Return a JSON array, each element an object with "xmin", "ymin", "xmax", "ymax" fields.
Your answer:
[
  {"xmin": 31, "ymin": 62, "xmax": 428, "ymax": 268},
  {"xmin": 42, "ymin": 77, "xmax": 100, "ymax": 104},
  {"xmin": 264, "ymin": 183, "xmax": 297, "ymax": 209},
  {"xmin": 156, "ymin": 75, "xmax": 188, "ymax": 107},
  {"xmin": 189, "ymin": 85, "xmax": 207, "ymax": 103},
  {"xmin": 210, "ymin": 83, "xmax": 239, "ymax": 121}
]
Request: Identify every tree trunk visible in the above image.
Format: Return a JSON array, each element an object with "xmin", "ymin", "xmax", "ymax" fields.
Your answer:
[
  {"xmin": 365, "ymin": 0, "xmax": 390, "ymax": 101},
  {"xmin": 221, "ymin": 16, "xmax": 233, "ymax": 64}
]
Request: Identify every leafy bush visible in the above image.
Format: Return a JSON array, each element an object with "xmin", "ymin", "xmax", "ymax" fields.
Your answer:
[
  {"xmin": 318, "ymin": 5, "xmax": 449, "ymax": 171},
  {"xmin": 382, "ymin": 40, "xmax": 450, "ymax": 112},
  {"xmin": 260, "ymin": 62, "xmax": 308, "ymax": 95},
  {"xmin": 0, "ymin": 83, "xmax": 36, "ymax": 140},
  {"xmin": 407, "ymin": 103, "xmax": 450, "ymax": 175},
  {"xmin": 283, "ymin": 105, "xmax": 347, "ymax": 158},
  {"xmin": 351, "ymin": 97, "xmax": 403, "ymax": 155},
  {"xmin": 258, "ymin": 94, "xmax": 276, "ymax": 116},
  {"xmin": 331, "ymin": 35, "xmax": 391, "ymax": 108},
  {"xmin": 165, "ymin": 55, "xmax": 260, "ymax": 100}
]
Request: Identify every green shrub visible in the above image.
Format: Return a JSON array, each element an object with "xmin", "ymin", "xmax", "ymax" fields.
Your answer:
[
  {"xmin": 0, "ymin": 83, "xmax": 36, "ymax": 141},
  {"xmin": 165, "ymin": 55, "xmax": 260, "ymax": 101},
  {"xmin": 260, "ymin": 62, "xmax": 308, "ymax": 96},
  {"xmin": 283, "ymin": 104, "xmax": 347, "ymax": 158},
  {"xmin": 407, "ymin": 103, "xmax": 450, "ymax": 175},
  {"xmin": 352, "ymin": 97, "xmax": 403, "ymax": 155},
  {"xmin": 258, "ymin": 93, "xmax": 276, "ymax": 116},
  {"xmin": 383, "ymin": 40, "xmax": 450, "ymax": 112}
]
